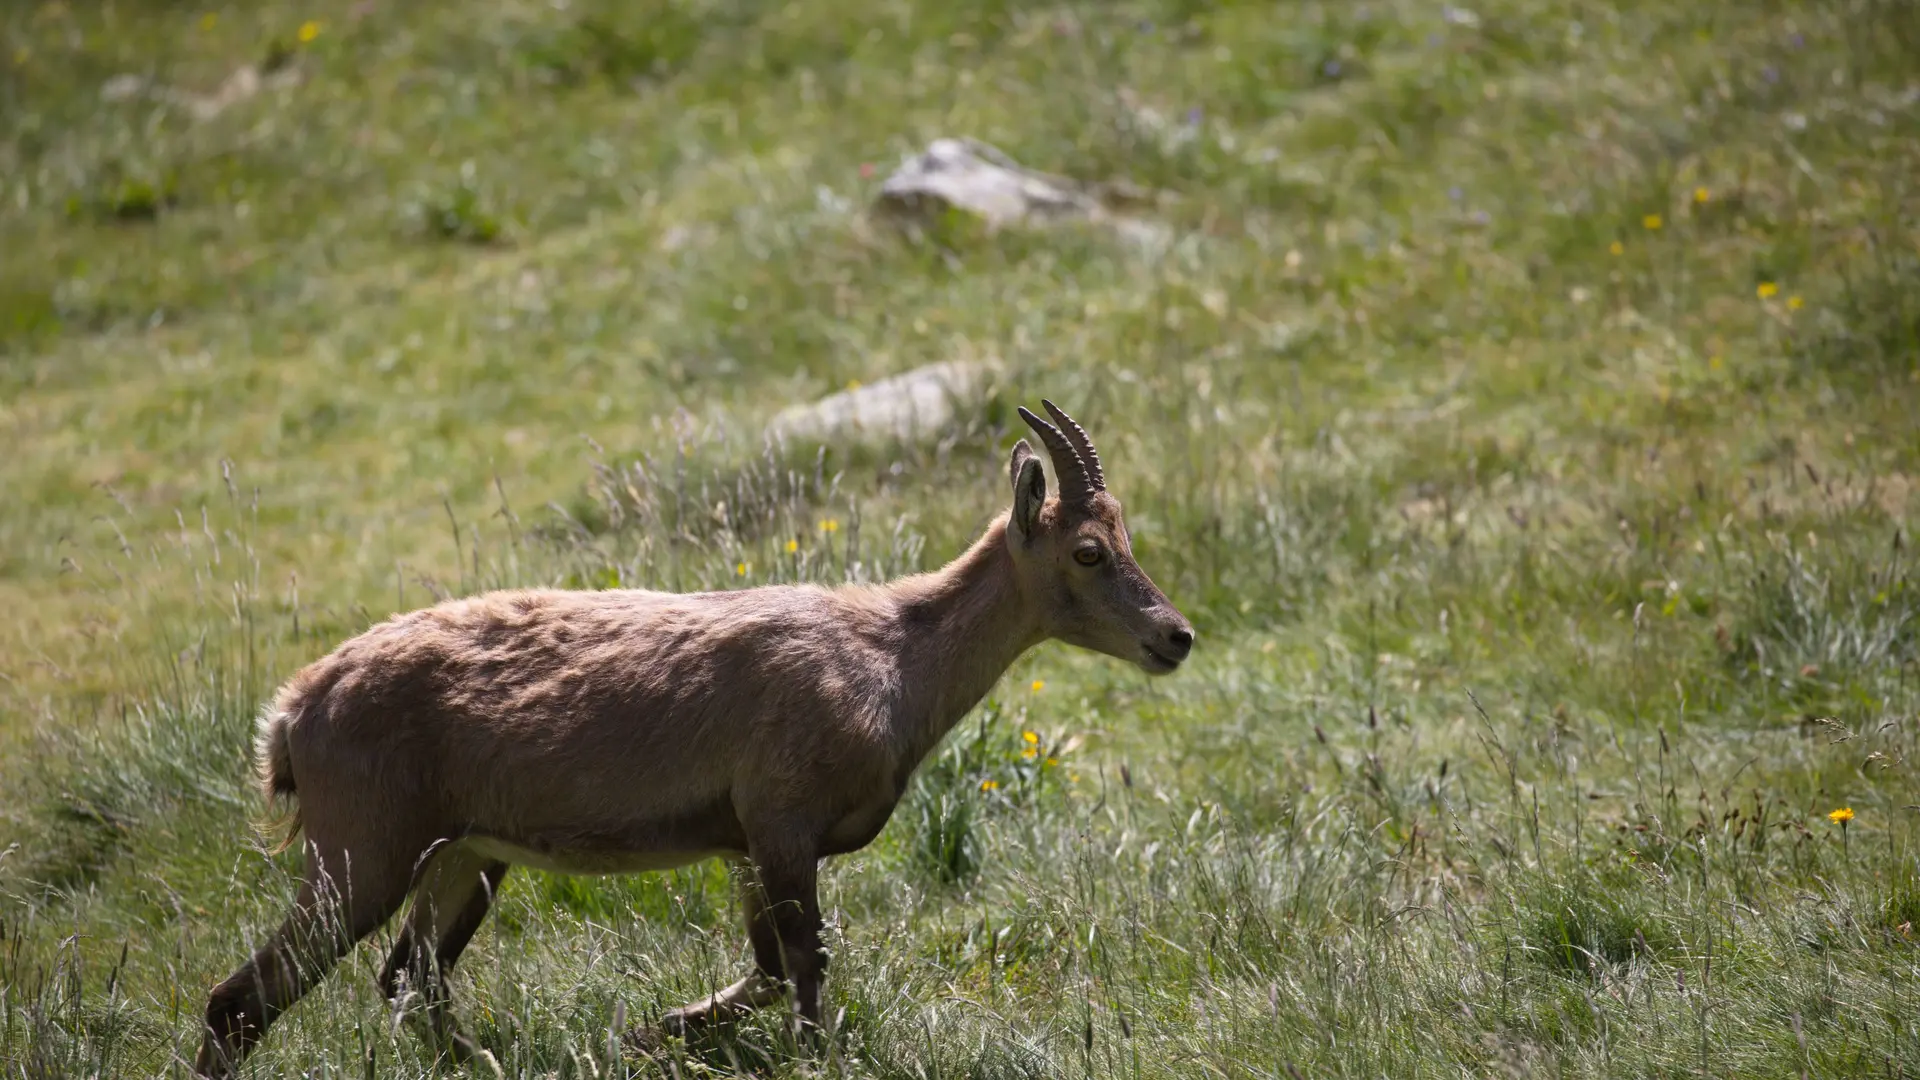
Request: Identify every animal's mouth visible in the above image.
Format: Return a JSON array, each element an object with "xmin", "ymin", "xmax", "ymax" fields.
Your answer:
[{"xmin": 1139, "ymin": 644, "xmax": 1183, "ymax": 674}]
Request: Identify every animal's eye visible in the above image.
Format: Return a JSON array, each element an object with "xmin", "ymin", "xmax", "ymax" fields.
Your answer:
[{"xmin": 1074, "ymin": 545, "xmax": 1103, "ymax": 566}]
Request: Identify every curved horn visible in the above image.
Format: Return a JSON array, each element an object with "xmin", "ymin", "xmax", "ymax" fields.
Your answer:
[
  {"xmin": 1041, "ymin": 400, "xmax": 1105, "ymax": 493},
  {"xmin": 1017, "ymin": 405, "xmax": 1096, "ymax": 504}
]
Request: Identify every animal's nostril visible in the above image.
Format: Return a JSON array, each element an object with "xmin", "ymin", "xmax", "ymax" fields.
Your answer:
[{"xmin": 1167, "ymin": 627, "xmax": 1194, "ymax": 655}]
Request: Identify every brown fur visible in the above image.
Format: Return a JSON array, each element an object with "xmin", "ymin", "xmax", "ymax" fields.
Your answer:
[{"xmin": 193, "ymin": 403, "xmax": 1192, "ymax": 1076}]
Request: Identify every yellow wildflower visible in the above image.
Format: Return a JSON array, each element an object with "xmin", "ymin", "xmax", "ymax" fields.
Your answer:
[
  {"xmin": 297, "ymin": 20, "xmax": 322, "ymax": 43},
  {"xmin": 1642, "ymin": 214, "xmax": 1662, "ymax": 231},
  {"xmin": 735, "ymin": 561, "xmax": 749, "ymax": 576},
  {"xmin": 200, "ymin": 12, "xmax": 217, "ymax": 30},
  {"xmin": 1693, "ymin": 187, "xmax": 1710, "ymax": 204},
  {"xmin": 1757, "ymin": 281, "xmax": 1779, "ymax": 299},
  {"xmin": 820, "ymin": 518, "xmax": 839, "ymax": 533},
  {"xmin": 1030, "ymin": 679, "xmax": 1044, "ymax": 693},
  {"xmin": 1787, "ymin": 295, "xmax": 1804, "ymax": 311},
  {"xmin": 1609, "ymin": 241, "xmax": 1624, "ymax": 256},
  {"xmin": 1044, "ymin": 757, "xmax": 1059, "ymax": 768},
  {"xmin": 1021, "ymin": 747, "xmax": 1038, "ymax": 760},
  {"xmin": 1022, "ymin": 730, "xmax": 1039, "ymax": 744},
  {"xmin": 979, "ymin": 779, "xmax": 999, "ymax": 792},
  {"xmin": 785, "ymin": 538, "xmax": 799, "ymax": 553},
  {"xmin": 1828, "ymin": 807, "xmax": 1854, "ymax": 825}
]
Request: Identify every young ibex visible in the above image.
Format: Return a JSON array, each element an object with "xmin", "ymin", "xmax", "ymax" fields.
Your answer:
[{"xmin": 195, "ymin": 401, "xmax": 1193, "ymax": 1076}]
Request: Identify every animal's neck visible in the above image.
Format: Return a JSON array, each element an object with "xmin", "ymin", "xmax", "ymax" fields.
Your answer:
[{"xmin": 885, "ymin": 515, "xmax": 1044, "ymax": 766}]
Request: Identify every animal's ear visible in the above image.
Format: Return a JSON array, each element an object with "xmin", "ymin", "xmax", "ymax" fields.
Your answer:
[
  {"xmin": 1009, "ymin": 438, "xmax": 1036, "ymax": 490},
  {"xmin": 1009, "ymin": 439, "xmax": 1046, "ymax": 540}
]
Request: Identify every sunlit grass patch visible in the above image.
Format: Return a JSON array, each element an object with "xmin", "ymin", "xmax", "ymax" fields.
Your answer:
[
  {"xmin": 401, "ymin": 164, "xmax": 510, "ymax": 245},
  {"xmin": 512, "ymin": 3, "xmax": 717, "ymax": 89},
  {"xmin": 1518, "ymin": 875, "xmax": 1676, "ymax": 976},
  {"xmin": 1724, "ymin": 528, "xmax": 1916, "ymax": 713},
  {"xmin": 64, "ymin": 168, "xmax": 178, "ymax": 224}
]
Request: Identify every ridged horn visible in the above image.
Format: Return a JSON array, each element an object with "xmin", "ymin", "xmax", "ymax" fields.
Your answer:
[
  {"xmin": 1041, "ymin": 400, "xmax": 1105, "ymax": 493},
  {"xmin": 1016, "ymin": 405, "xmax": 1096, "ymax": 504}
]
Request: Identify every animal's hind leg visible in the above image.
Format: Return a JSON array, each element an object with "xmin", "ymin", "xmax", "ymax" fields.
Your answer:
[
  {"xmin": 378, "ymin": 843, "xmax": 506, "ymax": 1064},
  {"xmin": 195, "ymin": 843, "xmax": 411, "ymax": 1078},
  {"xmin": 430, "ymin": 858, "xmax": 510, "ymax": 974}
]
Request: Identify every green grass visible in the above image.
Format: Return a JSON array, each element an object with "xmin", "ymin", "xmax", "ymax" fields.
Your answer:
[{"xmin": 3, "ymin": 0, "xmax": 1919, "ymax": 1075}]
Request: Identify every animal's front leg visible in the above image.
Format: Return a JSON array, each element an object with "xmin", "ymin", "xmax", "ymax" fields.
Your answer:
[
  {"xmin": 656, "ymin": 861, "xmax": 790, "ymax": 1030},
  {"xmin": 741, "ymin": 846, "xmax": 825, "ymax": 1030},
  {"xmin": 626, "ymin": 859, "xmax": 800, "ymax": 1054},
  {"xmin": 652, "ymin": 974, "xmax": 786, "ymax": 1034}
]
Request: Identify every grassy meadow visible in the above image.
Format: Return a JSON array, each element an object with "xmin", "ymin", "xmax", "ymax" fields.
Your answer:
[{"xmin": 3, "ymin": 0, "xmax": 1919, "ymax": 1075}]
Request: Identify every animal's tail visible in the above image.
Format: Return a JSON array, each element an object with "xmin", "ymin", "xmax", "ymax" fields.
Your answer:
[{"xmin": 254, "ymin": 691, "xmax": 304, "ymax": 854}]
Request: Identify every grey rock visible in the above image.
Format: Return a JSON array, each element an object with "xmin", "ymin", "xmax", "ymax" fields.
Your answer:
[
  {"xmin": 768, "ymin": 360, "xmax": 999, "ymax": 444},
  {"xmin": 874, "ymin": 138, "xmax": 1164, "ymax": 251}
]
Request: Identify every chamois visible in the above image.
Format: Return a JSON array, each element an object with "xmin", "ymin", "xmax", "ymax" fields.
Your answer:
[{"xmin": 194, "ymin": 401, "xmax": 1193, "ymax": 1076}]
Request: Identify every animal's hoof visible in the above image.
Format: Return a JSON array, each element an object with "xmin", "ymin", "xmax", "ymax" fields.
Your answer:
[
  {"xmin": 622, "ymin": 1028, "xmax": 668, "ymax": 1060},
  {"xmin": 790, "ymin": 1014, "xmax": 829, "ymax": 1054},
  {"xmin": 621, "ymin": 1015, "xmax": 687, "ymax": 1059},
  {"xmin": 191, "ymin": 1041, "xmax": 240, "ymax": 1080},
  {"xmin": 442, "ymin": 1028, "xmax": 484, "ymax": 1065}
]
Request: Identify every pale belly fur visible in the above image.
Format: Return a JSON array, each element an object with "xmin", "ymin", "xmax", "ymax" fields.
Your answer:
[{"xmin": 464, "ymin": 836, "xmax": 736, "ymax": 875}]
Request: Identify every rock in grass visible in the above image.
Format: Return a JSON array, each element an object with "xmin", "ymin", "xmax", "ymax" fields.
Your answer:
[
  {"xmin": 768, "ymin": 360, "xmax": 999, "ymax": 445},
  {"xmin": 873, "ymin": 138, "xmax": 1168, "ymax": 250},
  {"xmin": 101, "ymin": 64, "xmax": 302, "ymax": 120},
  {"xmin": 100, "ymin": 74, "xmax": 150, "ymax": 102},
  {"xmin": 877, "ymin": 138, "xmax": 1099, "ymax": 227}
]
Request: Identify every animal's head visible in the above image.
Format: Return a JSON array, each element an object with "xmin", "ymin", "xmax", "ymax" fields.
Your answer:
[{"xmin": 1005, "ymin": 401, "xmax": 1194, "ymax": 675}]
